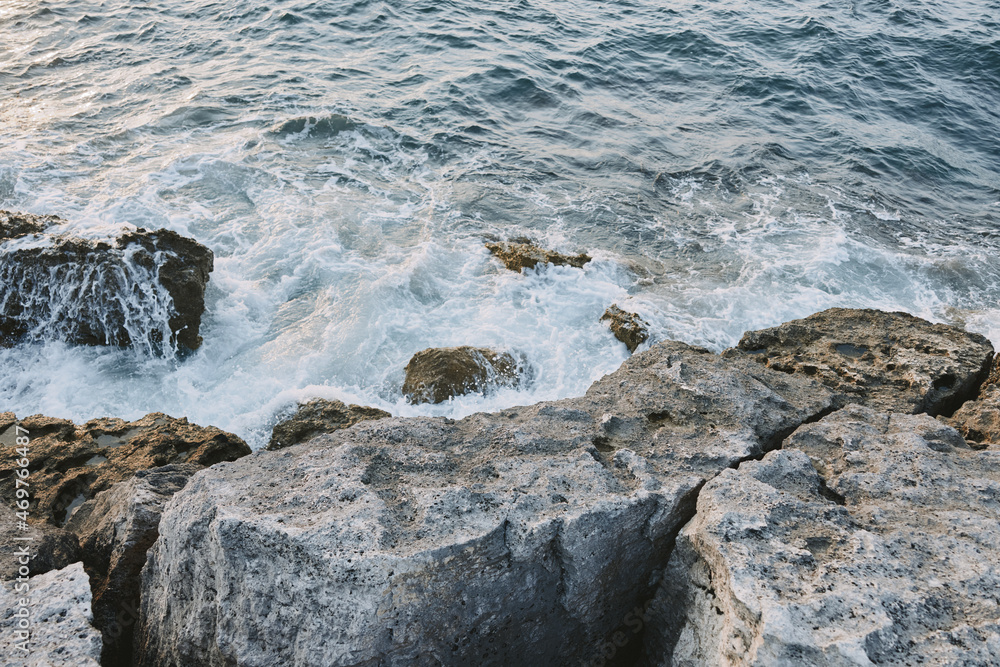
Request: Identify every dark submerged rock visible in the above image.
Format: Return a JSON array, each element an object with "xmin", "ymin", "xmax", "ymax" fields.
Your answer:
[
  {"xmin": 402, "ymin": 346, "xmax": 524, "ymax": 404},
  {"xmin": 0, "ymin": 211, "xmax": 214, "ymax": 351},
  {"xmin": 267, "ymin": 398, "xmax": 392, "ymax": 450},
  {"xmin": 0, "ymin": 209, "xmax": 60, "ymax": 239},
  {"xmin": 727, "ymin": 307, "xmax": 993, "ymax": 415},
  {"xmin": 485, "ymin": 240, "xmax": 591, "ymax": 272},
  {"xmin": 601, "ymin": 304, "xmax": 650, "ymax": 353}
]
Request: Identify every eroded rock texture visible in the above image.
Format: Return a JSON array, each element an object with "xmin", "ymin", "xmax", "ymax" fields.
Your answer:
[
  {"xmin": 66, "ymin": 464, "xmax": 200, "ymax": 667},
  {"xmin": 644, "ymin": 405, "xmax": 1000, "ymax": 666},
  {"xmin": 0, "ymin": 562, "xmax": 103, "ymax": 666},
  {"xmin": 485, "ymin": 240, "xmax": 591, "ymax": 272},
  {"xmin": 942, "ymin": 354, "xmax": 1000, "ymax": 447},
  {"xmin": 0, "ymin": 509, "xmax": 79, "ymax": 580},
  {"xmin": 268, "ymin": 399, "xmax": 391, "ymax": 451},
  {"xmin": 0, "ymin": 412, "xmax": 249, "ymax": 666},
  {"xmin": 135, "ymin": 340, "xmax": 837, "ymax": 667},
  {"xmin": 729, "ymin": 308, "xmax": 992, "ymax": 415},
  {"xmin": 0, "ymin": 412, "xmax": 249, "ymax": 526},
  {"xmin": 602, "ymin": 304, "xmax": 650, "ymax": 354}
]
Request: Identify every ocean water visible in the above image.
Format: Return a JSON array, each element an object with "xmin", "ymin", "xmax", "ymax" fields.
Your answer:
[{"xmin": 1, "ymin": 0, "xmax": 997, "ymax": 448}]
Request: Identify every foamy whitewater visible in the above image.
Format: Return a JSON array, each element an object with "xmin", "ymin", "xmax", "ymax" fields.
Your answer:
[{"xmin": 1, "ymin": 0, "xmax": 998, "ymax": 447}]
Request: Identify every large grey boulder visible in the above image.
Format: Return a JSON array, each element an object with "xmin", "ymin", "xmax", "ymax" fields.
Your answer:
[
  {"xmin": 728, "ymin": 308, "xmax": 993, "ymax": 415},
  {"xmin": 135, "ymin": 340, "xmax": 836, "ymax": 667},
  {"xmin": 0, "ymin": 210, "xmax": 213, "ymax": 351},
  {"xmin": 644, "ymin": 405, "xmax": 1000, "ymax": 666},
  {"xmin": 0, "ymin": 562, "xmax": 102, "ymax": 666}
]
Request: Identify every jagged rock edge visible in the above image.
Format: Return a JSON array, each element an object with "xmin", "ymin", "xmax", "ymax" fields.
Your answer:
[{"xmin": 639, "ymin": 349, "xmax": 995, "ymax": 665}]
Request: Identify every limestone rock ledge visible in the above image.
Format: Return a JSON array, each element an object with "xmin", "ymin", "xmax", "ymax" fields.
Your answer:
[
  {"xmin": 730, "ymin": 308, "xmax": 993, "ymax": 415},
  {"xmin": 122, "ymin": 308, "xmax": 998, "ymax": 666},
  {"xmin": 643, "ymin": 405, "xmax": 1000, "ymax": 666},
  {"xmin": 135, "ymin": 340, "xmax": 836, "ymax": 667}
]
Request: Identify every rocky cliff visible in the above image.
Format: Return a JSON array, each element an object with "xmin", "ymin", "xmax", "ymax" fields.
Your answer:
[
  {"xmin": 5, "ymin": 308, "xmax": 998, "ymax": 667},
  {"xmin": 132, "ymin": 309, "xmax": 999, "ymax": 667}
]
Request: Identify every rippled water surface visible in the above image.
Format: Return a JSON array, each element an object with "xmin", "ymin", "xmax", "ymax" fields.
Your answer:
[{"xmin": 1, "ymin": 0, "xmax": 998, "ymax": 446}]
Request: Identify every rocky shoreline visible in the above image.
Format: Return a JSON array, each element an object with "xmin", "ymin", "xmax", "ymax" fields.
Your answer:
[{"xmin": 2, "ymin": 306, "xmax": 999, "ymax": 666}]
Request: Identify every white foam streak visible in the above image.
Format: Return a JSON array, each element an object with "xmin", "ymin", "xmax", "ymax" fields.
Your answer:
[{"xmin": 2, "ymin": 117, "xmax": 999, "ymax": 450}]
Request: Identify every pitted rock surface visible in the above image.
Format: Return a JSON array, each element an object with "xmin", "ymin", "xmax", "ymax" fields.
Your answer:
[
  {"xmin": 728, "ymin": 308, "xmax": 993, "ymax": 415},
  {"xmin": 0, "ymin": 562, "xmax": 102, "ymax": 666},
  {"xmin": 643, "ymin": 405, "xmax": 1000, "ymax": 666},
  {"xmin": 0, "ymin": 412, "xmax": 249, "ymax": 527},
  {"xmin": 135, "ymin": 340, "xmax": 835, "ymax": 667}
]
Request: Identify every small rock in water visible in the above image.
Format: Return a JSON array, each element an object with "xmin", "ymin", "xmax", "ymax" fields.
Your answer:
[
  {"xmin": 267, "ymin": 398, "xmax": 391, "ymax": 450},
  {"xmin": 601, "ymin": 304, "xmax": 649, "ymax": 353},
  {"xmin": 485, "ymin": 239, "xmax": 591, "ymax": 272},
  {"xmin": 402, "ymin": 345, "xmax": 524, "ymax": 404}
]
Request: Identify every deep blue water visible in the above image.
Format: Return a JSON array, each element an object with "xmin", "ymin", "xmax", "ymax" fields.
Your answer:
[{"xmin": 1, "ymin": 0, "xmax": 998, "ymax": 446}]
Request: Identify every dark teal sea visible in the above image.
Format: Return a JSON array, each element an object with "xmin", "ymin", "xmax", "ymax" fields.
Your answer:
[{"xmin": 1, "ymin": 0, "xmax": 998, "ymax": 446}]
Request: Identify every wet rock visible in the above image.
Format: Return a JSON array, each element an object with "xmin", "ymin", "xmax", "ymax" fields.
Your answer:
[
  {"xmin": 485, "ymin": 240, "xmax": 591, "ymax": 272},
  {"xmin": 402, "ymin": 346, "xmax": 524, "ymax": 404},
  {"xmin": 601, "ymin": 304, "xmax": 650, "ymax": 353},
  {"xmin": 0, "ymin": 212, "xmax": 214, "ymax": 351},
  {"xmin": 0, "ymin": 562, "xmax": 103, "ymax": 666},
  {"xmin": 728, "ymin": 308, "xmax": 993, "ymax": 415},
  {"xmin": 65, "ymin": 464, "xmax": 199, "ymax": 667},
  {"xmin": 0, "ymin": 210, "xmax": 61, "ymax": 239},
  {"xmin": 267, "ymin": 399, "xmax": 391, "ymax": 451},
  {"xmin": 135, "ymin": 340, "xmax": 835, "ymax": 667},
  {"xmin": 0, "ymin": 509, "xmax": 80, "ymax": 580},
  {"xmin": 644, "ymin": 405, "xmax": 1000, "ymax": 666},
  {"xmin": 0, "ymin": 412, "xmax": 250, "ymax": 527},
  {"xmin": 117, "ymin": 228, "xmax": 215, "ymax": 351}
]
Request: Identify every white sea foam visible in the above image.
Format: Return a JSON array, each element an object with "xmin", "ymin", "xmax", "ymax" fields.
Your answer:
[{"xmin": 3, "ymin": 122, "xmax": 999, "ymax": 450}]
